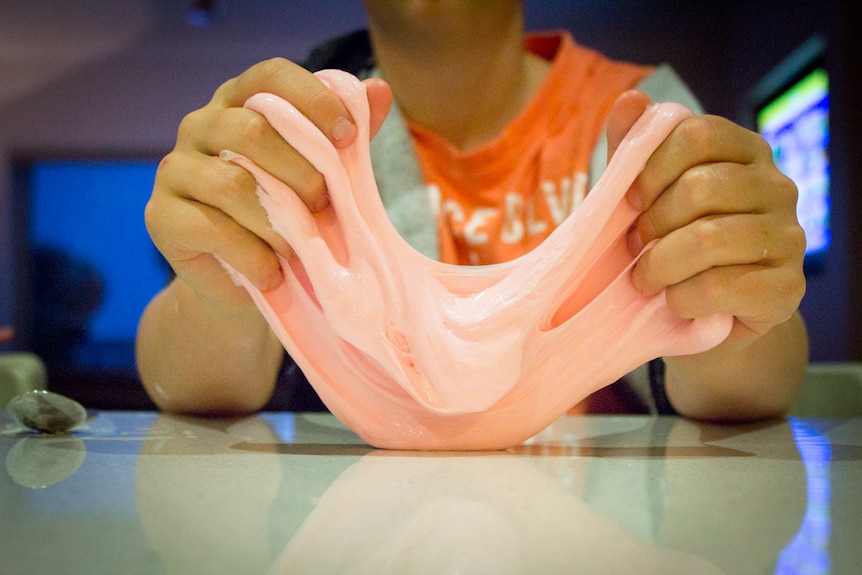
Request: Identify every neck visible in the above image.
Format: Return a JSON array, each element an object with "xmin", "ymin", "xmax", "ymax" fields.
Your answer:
[{"xmin": 366, "ymin": 3, "xmax": 549, "ymax": 150}]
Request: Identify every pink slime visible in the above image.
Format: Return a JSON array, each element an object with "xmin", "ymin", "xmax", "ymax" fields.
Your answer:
[{"xmin": 224, "ymin": 70, "xmax": 732, "ymax": 450}]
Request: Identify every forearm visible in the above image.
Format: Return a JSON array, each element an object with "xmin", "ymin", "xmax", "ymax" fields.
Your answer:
[
  {"xmin": 664, "ymin": 311, "xmax": 809, "ymax": 421},
  {"xmin": 135, "ymin": 278, "xmax": 284, "ymax": 415}
]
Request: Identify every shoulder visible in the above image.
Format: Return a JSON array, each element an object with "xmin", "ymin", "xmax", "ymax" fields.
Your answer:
[{"xmin": 636, "ymin": 64, "xmax": 704, "ymax": 114}]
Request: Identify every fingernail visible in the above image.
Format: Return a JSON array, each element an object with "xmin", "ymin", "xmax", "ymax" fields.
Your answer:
[
  {"xmin": 258, "ymin": 261, "xmax": 286, "ymax": 292},
  {"xmin": 630, "ymin": 265, "xmax": 646, "ymax": 294},
  {"xmin": 627, "ymin": 186, "xmax": 643, "ymax": 211},
  {"xmin": 261, "ymin": 271, "xmax": 284, "ymax": 292},
  {"xmin": 310, "ymin": 190, "xmax": 331, "ymax": 213},
  {"xmin": 331, "ymin": 116, "xmax": 356, "ymax": 143},
  {"xmin": 627, "ymin": 227, "xmax": 645, "ymax": 255}
]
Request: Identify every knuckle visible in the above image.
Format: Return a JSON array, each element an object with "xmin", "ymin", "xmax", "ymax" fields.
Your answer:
[
  {"xmin": 787, "ymin": 223, "xmax": 808, "ymax": 257},
  {"xmin": 157, "ymin": 152, "xmax": 174, "ymax": 173},
  {"xmin": 154, "ymin": 152, "xmax": 178, "ymax": 182},
  {"xmin": 142, "ymin": 194, "xmax": 181, "ymax": 261},
  {"xmin": 677, "ymin": 115, "xmax": 718, "ymax": 149},
  {"xmin": 776, "ymin": 171, "xmax": 799, "ymax": 204},
  {"xmin": 769, "ymin": 271, "xmax": 806, "ymax": 318},
  {"xmin": 752, "ymin": 133, "xmax": 775, "ymax": 159},
  {"xmin": 690, "ymin": 218, "xmax": 724, "ymax": 251},
  {"xmin": 760, "ymin": 155, "xmax": 798, "ymax": 197},
  {"xmin": 254, "ymin": 57, "xmax": 294, "ymax": 81},
  {"xmin": 176, "ymin": 111, "xmax": 201, "ymax": 143},
  {"xmin": 220, "ymin": 162, "xmax": 257, "ymax": 199},
  {"xmin": 143, "ymin": 196, "xmax": 161, "ymax": 237},
  {"xmin": 255, "ymin": 57, "xmax": 336, "ymax": 114},
  {"xmin": 146, "ymin": 156, "xmax": 180, "ymax": 233},
  {"xmin": 676, "ymin": 166, "xmax": 716, "ymax": 211},
  {"xmin": 234, "ymin": 109, "xmax": 271, "ymax": 142},
  {"xmin": 690, "ymin": 269, "xmax": 726, "ymax": 309}
]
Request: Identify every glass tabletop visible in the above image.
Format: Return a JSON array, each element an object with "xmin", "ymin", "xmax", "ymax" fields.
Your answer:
[{"xmin": 1, "ymin": 411, "xmax": 859, "ymax": 574}]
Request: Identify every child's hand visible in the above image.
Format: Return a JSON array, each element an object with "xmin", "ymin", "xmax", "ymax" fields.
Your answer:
[
  {"xmin": 144, "ymin": 58, "xmax": 392, "ymax": 309},
  {"xmin": 607, "ymin": 90, "xmax": 806, "ymax": 350}
]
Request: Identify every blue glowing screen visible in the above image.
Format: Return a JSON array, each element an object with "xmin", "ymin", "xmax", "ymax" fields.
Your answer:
[{"xmin": 27, "ymin": 160, "xmax": 169, "ymax": 369}]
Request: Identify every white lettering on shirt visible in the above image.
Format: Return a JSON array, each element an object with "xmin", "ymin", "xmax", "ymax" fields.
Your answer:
[
  {"xmin": 433, "ymin": 171, "xmax": 589, "ymax": 248},
  {"xmin": 501, "ymin": 193, "xmax": 525, "ymax": 244},
  {"xmin": 542, "ymin": 173, "xmax": 588, "ymax": 225},
  {"xmin": 442, "ymin": 198, "xmax": 464, "ymax": 224},
  {"xmin": 427, "ymin": 184, "xmax": 441, "ymax": 217},
  {"xmin": 463, "ymin": 208, "xmax": 497, "ymax": 245}
]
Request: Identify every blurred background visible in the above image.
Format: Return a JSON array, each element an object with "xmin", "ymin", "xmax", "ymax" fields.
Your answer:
[{"xmin": 0, "ymin": 0, "xmax": 859, "ymax": 409}]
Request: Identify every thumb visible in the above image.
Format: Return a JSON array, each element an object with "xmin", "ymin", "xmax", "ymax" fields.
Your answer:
[
  {"xmin": 606, "ymin": 90, "xmax": 652, "ymax": 163},
  {"xmin": 363, "ymin": 78, "xmax": 393, "ymax": 141}
]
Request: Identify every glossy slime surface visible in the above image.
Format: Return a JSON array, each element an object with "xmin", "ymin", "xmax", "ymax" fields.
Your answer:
[{"xmin": 224, "ymin": 70, "xmax": 732, "ymax": 450}]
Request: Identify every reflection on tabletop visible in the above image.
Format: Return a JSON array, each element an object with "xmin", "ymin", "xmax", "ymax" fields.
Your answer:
[{"xmin": 1, "ymin": 411, "xmax": 860, "ymax": 574}]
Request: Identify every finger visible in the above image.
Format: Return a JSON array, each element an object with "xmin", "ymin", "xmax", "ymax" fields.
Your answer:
[
  {"xmin": 664, "ymin": 264, "xmax": 805, "ymax": 336},
  {"xmin": 627, "ymin": 161, "xmax": 771, "ymax": 252},
  {"xmin": 628, "ymin": 115, "xmax": 770, "ymax": 212},
  {"xmin": 631, "ymin": 213, "xmax": 802, "ymax": 296},
  {"xmin": 182, "ymin": 106, "xmax": 328, "ymax": 212},
  {"xmin": 145, "ymin": 192, "xmax": 283, "ymax": 292},
  {"xmin": 163, "ymin": 151, "xmax": 295, "ymax": 260},
  {"xmin": 606, "ymin": 90, "xmax": 652, "ymax": 162},
  {"xmin": 363, "ymin": 78, "xmax": 393, "ymax": 140},
  {"xmin": 216, "ymin": 57, "xmax": 357, "ymax": 148}
]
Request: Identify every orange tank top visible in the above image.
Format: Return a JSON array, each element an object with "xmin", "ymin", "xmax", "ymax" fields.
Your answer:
[
  {"xmin": 406, "ymin": 32, "xmax": 653, "ymax": 414},
  {"xmin": 407, "ymin": 32, "xmax": 653, "ymax": 267}
]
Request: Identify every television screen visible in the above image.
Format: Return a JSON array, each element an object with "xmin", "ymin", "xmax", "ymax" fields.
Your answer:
[
  {"xmin": 756, "ymin": 66, "xmax": 830, "ymax": 259},
  {"xmin": 21, "ymin": 159, "xmax": 169, "ymax": 372}
]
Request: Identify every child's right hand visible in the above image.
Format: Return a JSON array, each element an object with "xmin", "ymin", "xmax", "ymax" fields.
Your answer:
[{"xmin": 144, "ymin": 58, "xmax": 392, "ymax": 310}]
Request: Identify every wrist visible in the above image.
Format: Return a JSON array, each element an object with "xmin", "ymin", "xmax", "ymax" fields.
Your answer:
[{"xmin": 663, "ymin": 313, "xmax": 808, "ymax": 421}]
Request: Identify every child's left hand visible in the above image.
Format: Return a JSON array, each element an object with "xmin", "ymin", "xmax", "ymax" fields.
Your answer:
[{"xmin": 607, "ymin": 90, "xmax": 806, "ymax": 351}]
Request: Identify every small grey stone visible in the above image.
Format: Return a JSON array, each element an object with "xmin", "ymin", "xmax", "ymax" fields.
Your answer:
[{"xmin": 7, "ymin": 390, "xmax": 87, "ymax": 434}]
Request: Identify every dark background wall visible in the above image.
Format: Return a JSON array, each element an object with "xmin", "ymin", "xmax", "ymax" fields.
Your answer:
[{"xmin": 1, "ymin": 1, "xmax": 859, "ymax": 388}]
